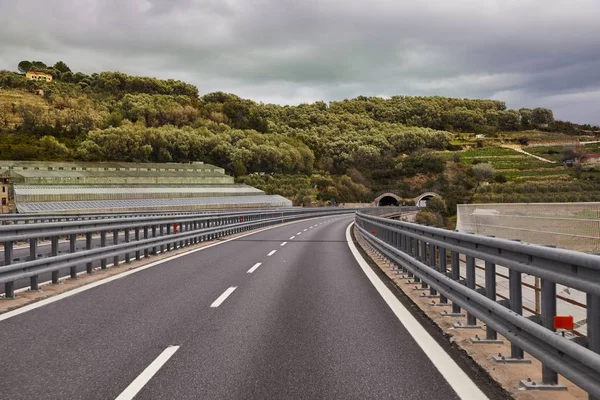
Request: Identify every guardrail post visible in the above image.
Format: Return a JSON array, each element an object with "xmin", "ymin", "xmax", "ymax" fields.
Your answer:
[
  {"xmin": 70, "ymin": 234, "xmax": 77, "ymax": 279},
  {"xmin": 450, "ymin": 251, "xmax": 462, "ymax": 315},
  {"xmin": 100, "ymin": 231, "xmax": 107, "ymax": 269},
  {"xmin": 113, "ymin": 230, "xmax": 119, "ymax": 267},
  {"xmin": 4, "ymin": 240, "xmax": 15, "ymax": 298},
  {"xmin": 494, "ymin": 269, "xmax": 530, "ymax": 362},
  {"xmin": 144, "ymin": 227, "xmax": 150, "ymax": 258},
  {"xmin": 541, "ymin": 278, "xmax": 560, "ymax": 386},
  {"xmin": 412, "ymin": 239, "xmax": 421, "ymax": 283},
  {"xmin": 184, "ymin": 223, "xmax": 189, "ymax": 247},
  {"xmin": 510, "ymin": 269, "xmax": 523, "ymax": 356},
  {"xmin": 485, "ymin": 261, "xmax": 499, "ymax": 340},
  {"xmin": 428, "ymin": 243, "xmax": 437, "ymax": 296},
  {"xmin": 86, "ymin": 232, "xmax": 92, "ymax": 274},
  {"xmin": 29, "ymin": 238, "xmax": 39, "ymax": 290},
  {"xmin": 438, "ymin": 247, "xmax": 448, "ymax": 305},
  {"xmin": 152, "ymin": 226, "xmax": 157, "ymax": 255},
  {"xmin": 589, "ymin": 294, "xmax": 600, "ymax": 400},
  {"xmin": 166, "ymin": 224, "xmax": 171, "ymax": 251},
  {"xmin": 180, "ymin": 222, "xmax": 185, "ymax": 248},
  {"xmin": 454, "ymin": 255, "xmax": 480, "ymax": 328},
  {"xmin": 420, "ymin": 240, "xmax": 428, "ymax": 289},
  {"xmin": 135, "ymin": 228, "xmax": 141, "ymax": 261},
  {"xmin": 51, "ymin": 236, "xmax": 59, "ymax": 284},
  {"xmin": 124, "ymin": 228, "xmax": 131, "ymax": 264}
]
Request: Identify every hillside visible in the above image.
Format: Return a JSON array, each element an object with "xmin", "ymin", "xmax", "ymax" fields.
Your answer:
[{"xmin": 1, "ymin": 60, "xmax": 600, "ymax": 214}]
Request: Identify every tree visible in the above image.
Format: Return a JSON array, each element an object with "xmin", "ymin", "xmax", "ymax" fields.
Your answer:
[
  {"xmin": 531, "ymin": 107, "xmax": 554, "ymax": 125},
  {"xmin": 39, "ymin": 135, "xmax": 70, "ymax": 159},
  {"xmin": 53, "ymin": 61, "xmax": 71, "ymax": 73},
  {"xmin": 426, "ymin": 197, "xmax": 447, "ymax": 215},
  {"xmin": 415, "ymin": 210, "xmax": 444, "ymax": 227},
  {"xmin": 17, "ymin": 61, "xmax": 32, "ymax": 74},
  {"xmin": 519, "ymin": 108, "xmax": 533, "ymax": 129},
  {"xmin": 31, "ymin": 61, "xmax": 47, "ymax": 70},
  {"xmin": 470, "ymin": 163, "xmax": 495, "ymax": 202}
]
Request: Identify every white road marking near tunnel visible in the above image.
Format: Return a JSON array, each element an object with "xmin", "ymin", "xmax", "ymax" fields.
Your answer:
[
  {"xmin": 345, "ymin": 222, "xmax": 488, "ymax": 400},
  {"xmin": 115, "ymin": 345, "xmax": 180, "ymax": 400},
  {"xmin": 267, "ymin": 250, "xmax": 277, "ymax": 256},
  {"xmin": 303, "ymin": 229, "xmax": 307, "ymax": 232},
  {"xmin": 210, "ymin": 287, "xmax": 237, "ymax": 308},
  {"xmin": 297, "ymin": 232, "xmax": 302, "ymax": 236},
  {"xmin": 289, "ymin": 236, "xmax": 296, "ymax": 240},
  {"xmin": 247, "ymin": 263, "xmax": 262, "ymax": 274},
  {"xmin": 280, "ymin": 242, "xmax": 287, "ymax": 247}
]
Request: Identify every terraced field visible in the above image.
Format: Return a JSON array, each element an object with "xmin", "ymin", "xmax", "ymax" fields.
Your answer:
[{"xmin": 438, "ymin": 144, "xmax": 600, "ymax": 203}]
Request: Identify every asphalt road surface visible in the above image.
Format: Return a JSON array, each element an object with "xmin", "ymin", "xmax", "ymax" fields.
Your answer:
[{"xmin": 0, "ymin": 215, "xmax": 487, "ymax": 399}]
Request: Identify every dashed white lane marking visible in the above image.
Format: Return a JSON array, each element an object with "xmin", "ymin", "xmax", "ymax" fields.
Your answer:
[
  {"xmin": 210, "ymin": 287, "xmax": 237, "ymax": 308},
  {"xmin": 115, "ymin": 345, "xmax": 180, "ymax": 400},
  {"xmin": 297, "ymin": 232, "xmax": 302, "ymax": 236},
  {"xmin": 267, "ymin": 250, "xmax": 277, "ymax": 256},
  {"xmin": 345, "ymin": 223, "xmax": 488, "ymax": 400},
  {"xmin": 247, "ymin": 263, "xmax": 262, "ymax": 274},
  {"xmin": 289, "ymin": 236, "xmax": 296, "ymax": 240},
  {"xmin": 280, "ymin": 242, "xmax": 287, "ymax": 247},
  {"xmin": 303, "ymin": 229, "xmax": 308, "ymax": 232},
  {"xmin": 0, "ymin": 214, "xmax": 345, "ymax": 322}
]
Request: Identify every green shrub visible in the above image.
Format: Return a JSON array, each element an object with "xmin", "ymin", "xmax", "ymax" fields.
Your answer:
[{"xmin": 415, "ymin": 210, "xmax": 444, "ymax": 227}]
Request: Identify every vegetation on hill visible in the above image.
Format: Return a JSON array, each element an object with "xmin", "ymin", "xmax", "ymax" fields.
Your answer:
[{"xmin": 1, "ymin": 60, "xmax": 600, "ymax": 213}]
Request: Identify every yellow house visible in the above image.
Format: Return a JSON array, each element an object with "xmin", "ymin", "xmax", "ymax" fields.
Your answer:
[{"xmin": 25, "ymin": 71, "xmax": 53, "ymax": 82}]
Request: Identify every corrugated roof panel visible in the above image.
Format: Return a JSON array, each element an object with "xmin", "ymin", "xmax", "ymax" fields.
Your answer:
[
  {"xmin": 13, "ymin": 185, "xmax": 264, "ymax": 195},
  {"xmin": 16, "ymin": 195, "xmax": 293, "ymax": 213}
]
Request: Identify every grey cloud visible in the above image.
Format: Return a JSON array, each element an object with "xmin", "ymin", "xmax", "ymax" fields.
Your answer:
[{"xmin": 1, "ymin": 0, "xmax": 600, "ymax": 124}]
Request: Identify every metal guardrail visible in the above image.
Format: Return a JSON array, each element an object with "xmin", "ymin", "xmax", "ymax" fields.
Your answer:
[
  {"xmin": 0, "ymin": 207, "xmax": 402, "ymax": 298},
  {"xmin": 0, "ymin": 209, "xmax": 289, "ymax": 225},
  {"xmin": 0, "ymin": 209, "xmax": 302, "ymax": 242},
  {"xmin": 355, "ymin": 211, "xmax": 600, "ymax": 399},
  {"xmin": 0, "ymin": 210, "xmax": 198, "ymax": 223}
]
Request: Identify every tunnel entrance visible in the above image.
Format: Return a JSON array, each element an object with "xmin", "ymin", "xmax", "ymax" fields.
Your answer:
[{"xmin": 378, "ymin": 195, "xmax": 399, "ymax": 207}]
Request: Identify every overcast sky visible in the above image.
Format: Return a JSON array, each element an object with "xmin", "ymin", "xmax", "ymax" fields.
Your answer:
[{"xmin": 1, "ymin": 0, "xmax": 600, "ymax": 124}]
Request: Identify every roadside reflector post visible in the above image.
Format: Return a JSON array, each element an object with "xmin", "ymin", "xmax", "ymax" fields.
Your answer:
[{"xmin": 554, "ymin": 315, "xmax": 574, "ymax": 332}]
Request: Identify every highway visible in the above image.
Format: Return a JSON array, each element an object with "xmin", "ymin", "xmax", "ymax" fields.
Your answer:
[{"xmin": 0, "ymin": 215, "xmax": 492, "ymax": 399}]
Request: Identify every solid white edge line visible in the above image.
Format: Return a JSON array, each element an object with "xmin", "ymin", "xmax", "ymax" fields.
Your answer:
[
  {"xmin": 345, "ymin": 222, "xmax": 488, "ymax": 400},
  {"xmin": 247, "ymin": 262, "xmax": 262, "ymax": 274},
  {"xmin": 267, "ymin": 250, "xmax": 277, "ymax": 256},
  {"xmin": 280, "ymin": 242, "xmax": 287, "ymax": 247},
  {"xmin": 210, "ymin": 286, "xmax": 237, "ymax": 308},
  {"xmin": 115, "ymin": 345, "xmax": 180, "ymax": 400},
  {"xmin": 0, "ymin": 214, "xmax": 349, "ymax": 322}
]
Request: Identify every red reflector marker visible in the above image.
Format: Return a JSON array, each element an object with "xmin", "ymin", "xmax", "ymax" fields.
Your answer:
[
  {"xmin": 371, "ymin": 230, "xmax": 377, "ymax": 235},
  {"xmin": 554, "ymin": 315, "xmax": 574, "ymax": 330}
]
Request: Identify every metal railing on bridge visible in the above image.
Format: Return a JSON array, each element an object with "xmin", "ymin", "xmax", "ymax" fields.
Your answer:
[{"xmin": 355, "ymin": 211, "xmax": 600, "ymax": 399}]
